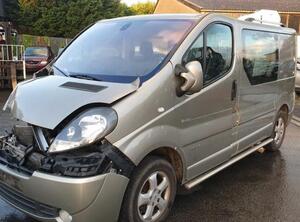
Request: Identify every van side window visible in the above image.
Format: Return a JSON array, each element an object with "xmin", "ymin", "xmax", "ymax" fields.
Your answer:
[
  {"xmin": 279, "ymin": 34, "xmax": 295, "ymax": 79},
  {"xmin": 183, "ymin": 23, "xmax": 233, "ymax": 85},
  {"xmin": 205, "ymin": 24, "xmax": 232, "ymax": 82},
  {"xmin": 242, "ymin": 30, "xmax": 279, "ymax": 85},
  {"xmin": 183, "ymin": 33, "xmax": 204, "ymax": 68}
]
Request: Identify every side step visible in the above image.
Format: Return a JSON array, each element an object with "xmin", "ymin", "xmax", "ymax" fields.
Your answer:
[
  {"xmin": 291, "ymin": 116, "xmax": 300, "ymax": 127},
  {"xmin": 184, "ymin": 138, "xmax": 273, "ymax": 189}
]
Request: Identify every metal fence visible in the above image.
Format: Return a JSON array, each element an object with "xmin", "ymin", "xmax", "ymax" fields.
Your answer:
[
  {"xmin": 18, "ymin": 34, "xmax": 71, "ymax": 56},
  {"xmin": 0, "ymin": 44, "xmax": 26, "ymax": 79}
]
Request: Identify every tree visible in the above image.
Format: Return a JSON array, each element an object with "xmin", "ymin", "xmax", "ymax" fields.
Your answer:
[
  {"xmin": 16, "ymin": 0, "xmax": 133, "ymax": 38},
  {"xmin": 130, "ymin": 1, "xmax": 155, "ymax": 15},
  {"xmin": 7, "ymin": 0, "xmax": 155, "ymax": 38},
  {"xmin": 3, "ymin": 0, "xmax": 19, "ymax": 22}
]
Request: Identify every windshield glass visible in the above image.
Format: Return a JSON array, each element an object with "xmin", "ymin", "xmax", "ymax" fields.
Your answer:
[
  {"xmin": 25, "ymin": 47, "xmax": 48, "ymax": 57},
  {"xmin": 54, "ymin": 19, "xmax": 196, "ymax": 83}
]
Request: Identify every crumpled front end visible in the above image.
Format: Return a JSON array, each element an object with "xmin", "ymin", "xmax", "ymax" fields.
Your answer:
[
  {"xmin": 0, "ymin": 74, "xmax": 139, "ymax": 221},
  {"xmin": 0, "ymin": 123, "xmax": 134, "ymax": 222},
  {"xmin": 0, "ymin": 123, "xmax": 134, "ymax": 178},
  {"xmin": 3, "ymin": 75, "xmax": 139, "ymax": 130}
]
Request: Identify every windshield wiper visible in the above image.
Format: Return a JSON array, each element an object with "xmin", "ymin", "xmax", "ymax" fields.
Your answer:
[
  {"xmin": 69, "ymin": 74, "xmax": 102, "ymax": 81},
  {"xmin": 52, "ymin": 65, "xmax": 68, "ymax": 76}
]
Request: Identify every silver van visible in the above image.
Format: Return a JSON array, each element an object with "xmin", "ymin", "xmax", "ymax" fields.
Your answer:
[
  {"xmin": 0, "ymin": 14, "xmax": 296, "ymax": 222},
  {"xmin": 296, "ymin": 59, "xmax": 300, "ymax": 93}
]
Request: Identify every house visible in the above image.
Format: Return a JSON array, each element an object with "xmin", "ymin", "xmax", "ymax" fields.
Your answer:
[{"xmin": 154, "ymin": 0, "xmax": 300, "ymax": 33}]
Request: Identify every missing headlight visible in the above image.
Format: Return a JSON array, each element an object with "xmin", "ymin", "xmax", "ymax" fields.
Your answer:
[
  {"xmin": 39, "ymin": 141, "xmax": 135, "ymax": 178},
  {"xmin": 0, "ymin": 131, "xmax": 135, "ymax": 178}
]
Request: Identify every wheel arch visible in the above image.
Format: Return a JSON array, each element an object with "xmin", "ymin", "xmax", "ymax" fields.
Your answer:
[
  {"xmin": 277, "ymin": 103, "xmax": 290, "ymax": 122},
  {"xmin": 113, "ymin": 125, "xmax": 188, "ymax": 184},
  {"xmin": 279, "ymin": 104, "xmax": 289, "ymax": 114},
  {"xmin": 144, "ymin": 147, "xmax": 185, "ymax": 184}
]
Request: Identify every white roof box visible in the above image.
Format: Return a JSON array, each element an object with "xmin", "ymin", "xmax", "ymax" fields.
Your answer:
[{"xmin": 238, "ymin": 10, "xmax": 282, "ymax": 27}]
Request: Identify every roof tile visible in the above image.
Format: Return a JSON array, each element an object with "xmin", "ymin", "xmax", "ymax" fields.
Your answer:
[{"xmin": 182, "ymin": 0, "xmax": 300, "ymax": 12}]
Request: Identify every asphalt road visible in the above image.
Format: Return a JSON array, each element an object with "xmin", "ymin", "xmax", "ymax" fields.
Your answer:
[{"xmin": 0, "ymin": 91, "xmax": 300, "ymax": 222}]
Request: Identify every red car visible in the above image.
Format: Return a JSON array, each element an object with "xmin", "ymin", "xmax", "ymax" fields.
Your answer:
[{"xmin": 25, "ymin": 46, "xmax": 54, "ymax": 73}]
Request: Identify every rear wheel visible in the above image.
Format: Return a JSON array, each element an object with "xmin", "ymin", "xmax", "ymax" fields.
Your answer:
[
  {"xmin": 265, "ymin": 110, "xmax": 287, "ymax": 151},
  {"xmin": 119, "ymin": 156, "xmax": 177, "ymax": 222}
]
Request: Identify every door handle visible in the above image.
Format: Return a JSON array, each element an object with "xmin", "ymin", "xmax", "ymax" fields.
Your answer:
[{"xmin": 231, "ymin": 80, "xmax": 237, "ymax": 101}]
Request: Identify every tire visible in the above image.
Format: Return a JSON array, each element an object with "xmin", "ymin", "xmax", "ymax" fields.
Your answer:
[
  {"xmin": 119, "ymin": 156, "xmax": 177, "ymax": 222},
  {"xmin": 265, "ymin": 110, "xmax": 287, "ymax": 151}
]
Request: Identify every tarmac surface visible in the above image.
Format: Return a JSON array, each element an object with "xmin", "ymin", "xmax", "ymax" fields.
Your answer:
[{"xmin": 0, "ymin": 91, "xmax": 300, "ymax": 222}]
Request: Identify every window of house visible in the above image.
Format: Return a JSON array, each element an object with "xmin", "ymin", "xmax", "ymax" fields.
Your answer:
[
  {"xmin": 242, "ymin": 30, "xmax": 279, "ymax": 85},
  {"xmin": 183, "ymin": 23, "xmax": 233, "ymax": 85}
]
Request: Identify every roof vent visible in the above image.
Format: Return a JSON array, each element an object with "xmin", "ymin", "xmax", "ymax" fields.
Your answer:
[{"xmin": 238, "ymin": 10, "xmax": 283, "ymax": 27}]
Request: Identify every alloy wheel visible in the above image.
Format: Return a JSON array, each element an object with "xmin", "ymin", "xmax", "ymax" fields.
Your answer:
[
  {"xmin": 274, "ymin": 117, "xmax": 285, "ymax": 145},
  {"xmin": 137, "ymin": 171, "xmax": 171, "ymax": 222}
]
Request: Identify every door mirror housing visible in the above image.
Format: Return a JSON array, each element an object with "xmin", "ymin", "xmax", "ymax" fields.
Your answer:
[{"xmin": 175, "ymin": 61, "xmax": 203, "ymax": 96}]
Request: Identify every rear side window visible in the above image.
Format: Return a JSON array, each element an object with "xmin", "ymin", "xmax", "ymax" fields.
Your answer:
[
  {"xmin": 242, "ymin": 30, "xmax": 279, "ymax": 85},
  {"xmin": 183, "ymin": 23, "xmax": 233, "ymax": 85},
  {"xmin": 279, "ymin": 34, "xmax": 295, "ymax": 78}
]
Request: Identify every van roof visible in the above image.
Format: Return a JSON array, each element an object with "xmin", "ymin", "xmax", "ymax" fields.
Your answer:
[
  {"xmin": 99, "ymin": 13, "xmax": 204, "ymax": 22},
  {"xmin": 99, "ymin": 13, "xmax": 296, "ymax": 35},
  {"xmin": 234, "ymin": 17, "xmax": 296, "ymax": 35},
  {"xmin": 205, "ymin": 13, "xmax": 296, "ymax": 35}
]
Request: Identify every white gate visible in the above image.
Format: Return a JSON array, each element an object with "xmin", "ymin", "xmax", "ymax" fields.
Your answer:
[{"xmin": 0, "ymin": 44, "xmax": 26, "ymax": 79}]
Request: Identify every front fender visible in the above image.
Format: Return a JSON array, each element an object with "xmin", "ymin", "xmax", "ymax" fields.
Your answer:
[{"xmin": 113, "ymin": 125, "xmax": 187, "ymax": 181}]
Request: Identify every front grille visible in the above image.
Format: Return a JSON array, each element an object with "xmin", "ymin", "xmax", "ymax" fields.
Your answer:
[{"xmin": 0, "ymin": 182, "xmax": 59, "ymax": 219}]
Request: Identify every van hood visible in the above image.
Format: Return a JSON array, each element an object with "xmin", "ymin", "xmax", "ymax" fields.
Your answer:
[{"xmin": 4, "ymin": 75, "xmax": 139, "ymax": 130}]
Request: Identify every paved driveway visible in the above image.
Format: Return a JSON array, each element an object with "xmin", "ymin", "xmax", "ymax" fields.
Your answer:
[{"xmin": 0, "ymin": 91, "xmax": 300, "ymax": 222}]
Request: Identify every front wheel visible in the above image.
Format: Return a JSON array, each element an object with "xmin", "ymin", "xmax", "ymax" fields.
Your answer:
[
  {"xmin": 119, "ymin": 156, "xmax": 177, "ymax": 222},
  {"xmin": 265, "ymin": 110, "xmax": 287, "ymax": 151}
]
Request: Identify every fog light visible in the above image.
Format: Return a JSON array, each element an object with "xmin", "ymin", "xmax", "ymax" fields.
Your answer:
[{"xmin": 58, "ymin": 210, "xmax": 72, "ymax": 222}]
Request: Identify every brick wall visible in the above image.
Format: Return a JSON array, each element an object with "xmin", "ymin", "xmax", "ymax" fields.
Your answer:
[
  {"xmin": 154, "ymin": 0, "xmax": 197, "ymax": 14},
  {"xmin": 155, "ymin": 0, "xmax": 300, "ymax": 33}
]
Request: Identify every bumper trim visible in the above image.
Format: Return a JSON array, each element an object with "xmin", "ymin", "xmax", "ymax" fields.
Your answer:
[
  {"xmin": 0, "ymin": 164, "xmax": 107, "ymax": 215},
  {"xmin": 0, "ymin": 182, "xmax": 59, "ymax": 220},
  {"xmin": 0, "ymin": 164, "xmax": 130, "ymax": 222}
]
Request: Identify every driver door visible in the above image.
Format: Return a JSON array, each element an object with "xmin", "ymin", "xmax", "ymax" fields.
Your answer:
[{"xmin": 176, "ymin": 23, "xmax": 239, "ymax": 180}]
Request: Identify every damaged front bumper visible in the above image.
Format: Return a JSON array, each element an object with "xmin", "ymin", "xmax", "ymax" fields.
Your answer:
[
  {"xmin": 0, "ymin": 165, "xmax": 129, "ymax": 222},
  {"xmin": 0, "ymin": 127, "xmax": 134, "ymax": 222}
]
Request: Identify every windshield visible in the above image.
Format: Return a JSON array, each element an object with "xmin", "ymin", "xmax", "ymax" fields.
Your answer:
[
  {"xmin": 54, "ymin": 19, "xmax": 196, "ymax": 83},
  {"xmin": 25, "ymin": 47, "xmax": 48, "ymax": 57}
]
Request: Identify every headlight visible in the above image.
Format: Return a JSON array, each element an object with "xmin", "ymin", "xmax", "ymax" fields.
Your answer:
[
  {"xmin": 49, "ymin": 107, "xmax": 118, "ymax": 153},
  {"xmin": 40, "ymin": 60, "xmax": 48, "ymax": 65}
]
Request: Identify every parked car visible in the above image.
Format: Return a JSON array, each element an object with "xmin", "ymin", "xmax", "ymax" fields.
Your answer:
[
  {"xmin": 25, "ymin": 46, "xmax": 54, "ymax": 73},
  {"xmin": 296, "ymin": 59, "xmax": 300, "ymax": 94},
  {"xmin": 0, "ymin": 14, "xmax": 296, "ymax": 222}
]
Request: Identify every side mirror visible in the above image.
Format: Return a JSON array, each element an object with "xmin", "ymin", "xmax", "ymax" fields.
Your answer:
[{"xmin": 175, "ymin": 61, "xmax": 203, "ymax": 96}]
